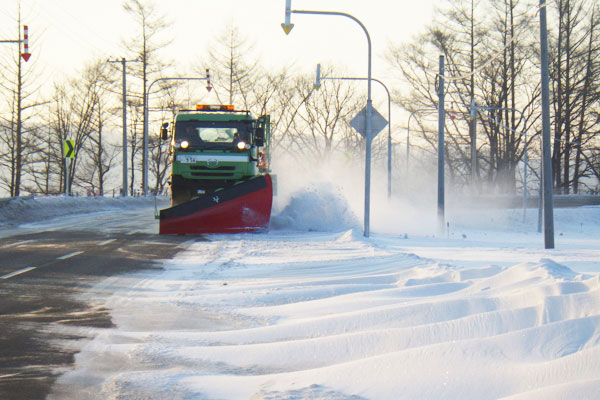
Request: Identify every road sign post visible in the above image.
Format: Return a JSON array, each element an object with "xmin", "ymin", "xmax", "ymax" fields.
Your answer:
[{"xmin": 64, "ymin": 140, "xmax": 74, "ymax": 196}]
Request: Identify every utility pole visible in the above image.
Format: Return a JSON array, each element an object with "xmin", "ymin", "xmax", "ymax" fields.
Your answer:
[
  {"xmin": 437, "ymin": 55, "xmax": 446, "ymax": 235},
  {"xmin": 108, "ymin": 57, "xmax": 141, "ymax": 197},
  {"xmin": 470, "ymin": 98, "xmax": 478, "ymax": 187},
  {"xmin": 539, "ymin": 0, "xmax": 555, "ymax": 249},
  {"xmin": 523, "ymin": 130, "xmax": 528, "ymax": 222}
]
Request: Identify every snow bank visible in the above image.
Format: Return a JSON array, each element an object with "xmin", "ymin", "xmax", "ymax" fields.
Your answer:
[{"xmin": 0, "ymin": 195, "xmax": 167, "ymax": 225}]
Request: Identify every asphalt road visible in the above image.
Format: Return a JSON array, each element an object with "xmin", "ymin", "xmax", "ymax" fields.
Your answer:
[{"xmin": 0, "ymin": 228, "xmax": 201, "ymax": 400}]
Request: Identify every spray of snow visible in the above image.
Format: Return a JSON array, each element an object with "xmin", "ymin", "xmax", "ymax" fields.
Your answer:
[
  {"xmin": 269, "ymin": 154, "xmax": 361, "ymax": 232},
  {"xmin": 269, "ymin": 152, "xmax": 439, "ymax": 235},
  {"xmin": 271, "ymin": 182, "xmax": 359, "ymax": 232}
]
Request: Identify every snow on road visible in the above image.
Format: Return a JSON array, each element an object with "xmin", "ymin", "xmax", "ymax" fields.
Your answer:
[{"xmin": 15, "ymin": 191, "xmax": 592, "ymax": 399}]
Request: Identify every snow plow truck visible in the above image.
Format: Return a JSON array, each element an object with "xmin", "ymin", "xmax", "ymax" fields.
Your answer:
[{"xmin": 158, "ymin": 104, "xmax": 273, "ymax": 234}]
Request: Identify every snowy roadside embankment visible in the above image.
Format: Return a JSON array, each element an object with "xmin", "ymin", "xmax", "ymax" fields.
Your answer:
[
  {"xmin": 0, "ymin": 195, "xmax": 167, "ymax": 225},
  {"xmin": 0, "ymin": 195, "xmax": 169, "ymax": 237}
]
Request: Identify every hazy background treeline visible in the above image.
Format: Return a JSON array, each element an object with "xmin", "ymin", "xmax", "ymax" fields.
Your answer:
[{"xmin": 1, "ymin": 0, "xmax": 598, "ymax": 198}]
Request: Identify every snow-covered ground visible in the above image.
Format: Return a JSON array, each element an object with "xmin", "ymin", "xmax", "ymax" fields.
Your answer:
[{"xmin": 3, "ymin": 188, "xmax": 600, "ymax": 399}]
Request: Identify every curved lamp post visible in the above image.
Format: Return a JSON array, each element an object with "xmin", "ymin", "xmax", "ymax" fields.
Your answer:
[
  {"xmin": 282, "ymin": 0, "xmax": 374, "ymax": 237},
  {"xmin": 406, "ymin": 109, "xmax": 436, "ymax": 175}
]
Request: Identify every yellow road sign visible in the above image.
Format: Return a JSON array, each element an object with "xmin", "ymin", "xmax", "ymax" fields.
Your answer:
[{"xmin": 64, "ymin": 140, "xmax": 74, "ymax": 159}]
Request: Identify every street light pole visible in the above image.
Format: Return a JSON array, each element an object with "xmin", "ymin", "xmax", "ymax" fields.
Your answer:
[
  {"xmin": 539, "ymin": 0, "xmax": 555, "ymax": 249},
  {"xmin": 144, "ymin": 76, "xmax": 211, "ymax": 195},
  {"xmin": 523, "ymin": 129, "xmax": 528, "ymax": 221},
  {"xmin": 437, "ymin": 55, "xmax": 446, "ymax": 234},
  {"xmin": 406, "ymin": 110, "xmax": 435, "ymax": 177},
  {"xmin": 282, "ymin": 3, "xmax": 374, "ymax": 237},
  {"xmin": 470, "ymin": 98, "xmax": 478, "ymax": 186}
]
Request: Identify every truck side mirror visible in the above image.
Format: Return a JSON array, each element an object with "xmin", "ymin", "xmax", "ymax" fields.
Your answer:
[
  {"xmin": 255, "ymin": 126, "xmax": 265, "ymax": 146},
  {"xmin": 161, "ymin": 122, "xmax": 169, "ymax": 140}
]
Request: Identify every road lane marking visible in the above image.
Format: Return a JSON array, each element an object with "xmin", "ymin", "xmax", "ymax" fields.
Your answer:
[
  {"xmin": 0, "ymin": 372, "xmax": 22, "ymax": 379},
  {"xmin": 57, "ymin": 251, "xmax": 84, "ymax": 260},
  {"xmin": 1, "ymin": 240, "xmax": 35, "ymax": 249},
  {"xmin": 97, "ymin": 239, "xmax": 116, "ymax": 246},
  {"xmin": 1, "ymin": 266, "xmax": 37, "ymax": 280}
]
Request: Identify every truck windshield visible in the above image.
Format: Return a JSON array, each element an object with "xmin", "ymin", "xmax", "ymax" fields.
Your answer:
[{"xmin": 175, "ymin": 120, "xmax": 251, "ymax": 149}]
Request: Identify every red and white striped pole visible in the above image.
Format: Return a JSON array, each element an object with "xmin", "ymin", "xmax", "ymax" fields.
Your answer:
[{"xmin": 21, "ymin": 25, "xmax": 31, "ymax": 62}]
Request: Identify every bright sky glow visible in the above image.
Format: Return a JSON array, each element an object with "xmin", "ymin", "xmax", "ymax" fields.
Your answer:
[{"xmin": 0, "ymin": 1, "xmax": 436, "ymax": 92}]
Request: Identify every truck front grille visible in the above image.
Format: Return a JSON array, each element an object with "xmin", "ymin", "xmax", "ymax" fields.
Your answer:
[
  {"xmin": 189, "ymin": 165, "xmax": 236, "ymax": 178},
  {"xmin": 190, "ymin": 166, "xmax": 236, "ymax": 171}
]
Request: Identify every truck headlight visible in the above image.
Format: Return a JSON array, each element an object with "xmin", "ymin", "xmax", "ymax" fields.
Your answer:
[
  {"xmin": 181, "ymin": 140, "xmax": 189, "ymax": 149},
  {"xmin": 237, "ymin": 141, "xmax": 247, "ymax": 150}
]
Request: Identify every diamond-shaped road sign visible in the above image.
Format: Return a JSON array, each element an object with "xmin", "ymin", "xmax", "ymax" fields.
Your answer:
[{"xmin": 349, "ymin": 106, "xmax": 388, "ymax": 139}]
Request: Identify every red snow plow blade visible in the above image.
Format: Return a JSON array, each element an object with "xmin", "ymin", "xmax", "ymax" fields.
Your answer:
[{"xmin": 159, "ymin": 174, "xmax": 273, "ymax": 235}]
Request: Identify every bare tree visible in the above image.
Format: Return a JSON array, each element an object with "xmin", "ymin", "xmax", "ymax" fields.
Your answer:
[
  {"xmin": 122, "ymin": 0, "xmax": 172, "ymax": 193},
  {"xmin": 198, "ymin": 24, "xmax": 258, "ymax": 109},
  {"xmin": 572, "ymin": 7, "xmax": 600, "ymax": 193},
  {"xmin": 21, "ymin": 124, "xmax": 61, "ymax": 195},
  {"xmin": 48, "ymin": 61, "xmax": 108, "ymax": 194},
  {"xmin": 551, "ymin": 0, "xmax": 600, "ymax": 193},
  {"xmin": 284, "ymin": 69, "xmax": 363, "ymax": 166},
  {"xmin": 387, "ymin": 0, "xmax": 541, "ymax": 193},
  {"xmin": 0, "ymin": 6, "xmax": 45, "ymax": 196},
  {"xmin": 80, "ymin": 107, "xmax": 119, "ymax": 195},
  {"xmin": 149, "ymin": 83, "xmax": 184, "ymax": 194}
]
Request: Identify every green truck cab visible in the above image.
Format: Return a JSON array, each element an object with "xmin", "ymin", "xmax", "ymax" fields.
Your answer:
[{"xmin": 163, "ymin": 105, "xmax": 270, "ymax": 206}]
